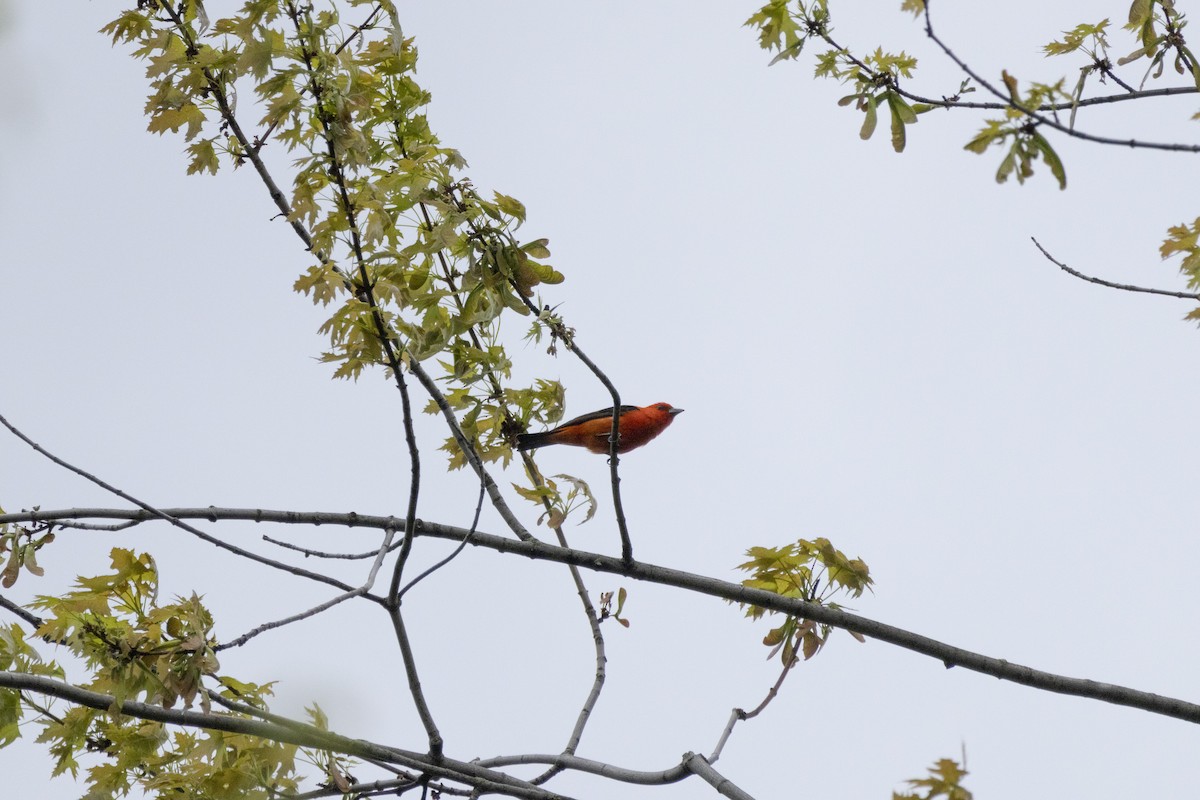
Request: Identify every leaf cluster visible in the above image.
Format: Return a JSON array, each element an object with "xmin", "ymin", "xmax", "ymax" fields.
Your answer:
[
  {"xmin": 104, "ymin": 1, "xmax": 570, "ymax": 475},
  {"xmin": 0, "ymin": 514, "xmax": 54, "ymax": 589},
  {"xmin": 893, "ymin": 757, "xmax": 973, "ymax": 800},
  {"xmin": 512, "ymin": 471, "xmax": 598, "ymax": 529},
  {"xmin": 1161, "ymin": 216, "xmax": 1200, "ymax": 317},
  {"xmin": 16, "ymin": 548, "xmax": 301, "ymax": 798},
  {"xmin": 963, "ymin": 73, "xmax": 1069, "ymax": 189},
  {"xmin": 1118, "ymin": 0, "xmax": 1200, "ymax": 87},
  {"xmin": 736, "ymin": 538, "xmax": 872, "ymax": 664}
]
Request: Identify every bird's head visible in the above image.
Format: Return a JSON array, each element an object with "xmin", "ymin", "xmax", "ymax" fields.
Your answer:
[{"xmin": 648, "ymin": 402, "xmax": 684, "ymax": 417}]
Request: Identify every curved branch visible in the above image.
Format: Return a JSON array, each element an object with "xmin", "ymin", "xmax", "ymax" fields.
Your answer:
[
  {"xmin": 0, "ymin": 414, "xmax": 362, "ymax": 596},
  {"xmin": 683, "ymin": 753, "xmax": 756, "ymax": 800},
  {"xmin": 1032, "ymin": 237, "xmax": 1200, "ymax": 299},
  {"xmin": 529, "ymin": 512, "xmax": 609, "ymax": 786},
  {"xmin": 709, "ymin": 655, "xmax": 795, "ymax": 763},
  {"xmin": 8, "ymin": 506, "xmax": 1200, "ymax": 726},
  {"xmin": 396, "ymin": 478, "xmax": 485, "ymax": 603},
  {"xmin": 0, "ymin": 671, "xmax": 567, "ymax": 800},
  {"xmin": 475, "ymin": 752, "xmax": 687, "ymax": 785},
  {"xmin": 0, "ymin": 593, "xmax": 44, "ymax": 629},
  {"xmin": 521, "ymin": 301, "xmax": 635, "ymax": 563}
]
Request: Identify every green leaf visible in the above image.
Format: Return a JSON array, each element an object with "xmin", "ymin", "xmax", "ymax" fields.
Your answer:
[
  {"xmin": 520, "ymin": 238, "xmax": 551, "ymax": 259},
  {"xmin": 1126, "ymin": 0, "xmax": 1153, "ymax": 30},
  {"xmin": 1029, "ymin": 130, "xmax": 1067, "ymax": 189},
  {"xmin": 1001, "ymin": 70, "xmax": 1020, "ymax": 100},
  {"xmin": 995, "ymin": 143, "xmax": 1019, "ymax": 184},
  {"xmin": 493, "ymin": 192, "xmax": 526, "ymax": 223},
  {"xmin": 888, "ymin": 98, "xmax": 907, "ymax": 152},
  {"xmin": 860, "ymin": 95, "xmax": 878, "ymax": 140},
  {"xmin": 185, "ymin": 139, "xmax": 219, "ymax": 176}
]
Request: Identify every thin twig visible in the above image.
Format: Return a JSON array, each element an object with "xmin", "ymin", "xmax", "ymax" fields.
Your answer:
[
  {"xmin": 262, "ymin": 534, "xmax": 398, "ymax": 560},
  {"xmin": 216, "ymin": 575, "xmax": 370, "ymax": 650},
  {"xmin": 0, "ymin": 414, "xmax": 361, "ymax": 595},
  {"xmin": 801, "ymin": 8, "xmax": 1195, "ymax": 143},
  {"xmin": 519, "ymin": 300, "xmax": 635, "ymax": 563},
  {"xmin": 922, "ymin": 5, "xmax": 1200, "ymax": 153},
  {"xmin": 220, "ymin": 516, "xmax": 402, "ymax": 650},
  {"xmin": 528, "ymin": 491, "xmax": 608, "ymax": 786},
  {"xmin": 158, "ymin": 4, "xmax": 332, "ymax": 262},
  {"xmin": 1032, "ymin": 237, "xmax": 1200, "ymax": 299},
  {"xmin": 709, "ymin": 656, "xmax": 796, "ymax": 763},
  {"xmin": 333, "ymin": 2, "xmax": 384, "ymax": 56},
  {"xmin": 395, "ymin": 477, "xmax": 485, "ymax": 603},
  {"xmin": 896, "ymin": 83, "xmax": 1197, "ymax": 113}
]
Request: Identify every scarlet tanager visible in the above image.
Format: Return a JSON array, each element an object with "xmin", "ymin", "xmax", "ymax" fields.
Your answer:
[{"xmin": 516, "ymin": 403, "xmax": 684, "ymax": 454}]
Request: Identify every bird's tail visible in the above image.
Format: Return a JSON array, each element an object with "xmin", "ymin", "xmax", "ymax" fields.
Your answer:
[{"xmin": 515, "ymin": 431, "xmax": 553, "ymax": 451}]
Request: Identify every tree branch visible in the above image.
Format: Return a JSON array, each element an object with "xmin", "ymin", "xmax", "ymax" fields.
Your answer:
[
  {"xmin": 921, "ymin": 5, "xmax": 1200, "ymax": 153},
  {"xmin": 395, "ymin": 478, "xmax": 485, "ymax": 603},
  {"xmin": 8, "ymin": 507, "xmax": 1200, "ymax": 726},
  {"xmin": 530, "ymin": 517, "xmax": 609, "ymax": 786},
  {"xmin": 474, "ymin": 752, "xmax": 687, "ymax": 785},
  {"xmin": 0, "ymin": 414, "xmax": 362, "ymax": 596},
  {"xmin": 896, "ymin": 84, "xmax": 1198, "ymax": 113},
  {"xmin": 0, "ymin": 671, "xmax": 568, "ymax": 800},
  {"xmin": 709, "ymin": 655, "xmax": 796, "ymax": 763},
  {"xmin": 1031, "ymin": 237, "xmax": 1200, "ymax": 299},
  {"xmin": 0, "ymin": 592, "xmax": 44, "ymax": 629},
  {"xmin": 683, "ymin": 753, "xmax": 757, "ymax": 800}
]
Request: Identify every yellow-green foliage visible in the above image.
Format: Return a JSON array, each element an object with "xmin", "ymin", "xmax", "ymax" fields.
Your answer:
[{"xmin": 737, "ymin": 538, "xmax": 872, "ymax": 664}]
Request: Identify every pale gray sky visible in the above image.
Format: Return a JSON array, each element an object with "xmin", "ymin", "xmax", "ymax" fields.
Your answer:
[{"xmin": 2, "ymin": 3, "xmax": 1198, "ymax": 798}]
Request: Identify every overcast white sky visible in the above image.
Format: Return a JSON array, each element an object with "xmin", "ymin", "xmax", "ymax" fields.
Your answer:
[{"xmin": 2, "ymin": 2, "xmax": 1199, "ymax": 798}]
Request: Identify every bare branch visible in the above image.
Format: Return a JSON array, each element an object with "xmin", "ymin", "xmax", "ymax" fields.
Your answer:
[
  {"xmin": 1032, "ymin": 237, "xmax": 1200, "ymax": 299},
  {"xmin": 530, "ymin": 515, "xmax": 609, "ymax": 786},
  {"xmin": 261, "ymin": 534, "xmax": 395, "ymax": 560},
  {"xmin": 215, "ymin": 586, "xmax": 368, "ymax": 651},
  {"xmin": 9, "ymin": 506, "xmax": 1200, "ymax": 726},
  {"xmin": 475, "ymin": 752, "xmax": 688, "ymax": 785},
  {"xmin": 387, "ymin": 609, "xmax": 444, "ymax": 759},
  {"xmin": 710, "ymin": 657, "xmax": 795, "ymax": 762},
  {"xmin": 0, "ymin": 593, "xmax": 44, "ymax": 629},
  {"xmin": 683, "ymin": 753, "xmax": 757, "ymax": 800},
  {"xmin": 221, "ymin": 520, "xmax": 401, "ymax": 650},
  {"xmin": 896, "ymin": 84, "xmax": 1198, "ymax": 113},
  {"xmin": 396, "ymin": 478, "xmax": 485, "ymax": 603},
  {"xmin": 0, "ymin": 414, "xmax": 363, "ymax": 596}
]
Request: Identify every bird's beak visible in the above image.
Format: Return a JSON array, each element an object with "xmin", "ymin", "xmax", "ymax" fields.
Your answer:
[{"xmin": 668, "ymin": 407, "xmax": 684, "ymax": 416}]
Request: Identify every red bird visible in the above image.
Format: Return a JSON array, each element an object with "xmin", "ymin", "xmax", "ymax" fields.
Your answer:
[{"xmin": 517, "ymin": 402, "xmax": 684, "ymax": 454}]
